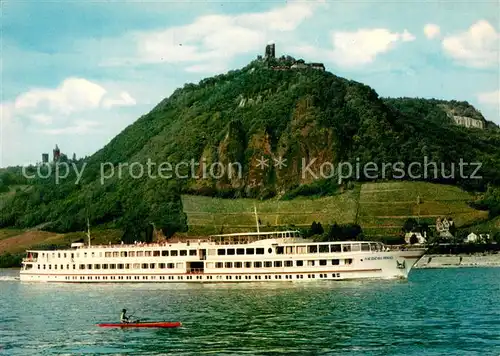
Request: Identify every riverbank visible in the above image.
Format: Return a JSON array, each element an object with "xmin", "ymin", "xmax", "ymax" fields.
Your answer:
[{"xmin": 415, "ymin": 253, "xmax": 500, "ymax": 269}]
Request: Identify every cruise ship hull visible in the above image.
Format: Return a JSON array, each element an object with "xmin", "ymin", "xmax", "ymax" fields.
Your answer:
[{"xmin": 19, "ymin": 241, "xmax": 425, "ymax": 283}]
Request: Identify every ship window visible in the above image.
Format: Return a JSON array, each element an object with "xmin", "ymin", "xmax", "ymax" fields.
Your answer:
[
  {"xmin": 162, "ymin": 250, "xmax": 169, "ymax": 256},
  {"xmin": 94, "ymin": 264, "xmax": 100, "ymax": 269},
  {"xmin": 137, "ymin": 251, "xmax": 144, "ymax": 257},
  {"xmin": 234, "ymin": 262, "xmax": 242, "ymax": 268},
  {"xmin": 180, "ymin": 250, "xmax": 187, "ymax": 256},
  {"xmin": 129, "ymin": 251, "xmax": 135, "ymax": 257},
  {"xmin": 274, "ymin": 261, "xmax": 282, "ymax": 267},
  {"xmin": 91, "ymin": 252, "xmax": 95, "ymax": 257},
  {"xmin": 256, "ymin": 248, "xmax": 264, "ymax": 255},
  {"xmin": 142, "ymin": 263, "xmax": 148, "ymax": 269},
  {"xmin": 153, "ymin": 251, "xmax": 160, "ymax": 257},
  {"xmin": 176, "ymin": 262, "xmax": 183, "ymax": 269},
  {"xmin": 84, "ymin": 253, "xmax": 87, "ymax": 258},
  {"xmin": 276, "ymin": 246, "xmax": 284, "ymax": 254},
  {"xmin": 264, "ymin": 261, "xmax": 272, "ymax": 268},
  {"xmin": 37, "ymin": 265, "xmax": 40, "ymax": 269},
  {"xmin": 150, "ymin": 263, "xmax": 155, "ymax": 269},
  {"xmin": 345, "ymin": 258, "xmax": 353, "ymax": 265},
  {"xmin": 102, "ymin": 264, "xmax": 108, "ymax": 269},
  {"xmin": 121, "ymin": 251, "xmax": 128, "ymax": 257},
  {"xmin": 43, "ymin": 265, "xmax": 46, "ymax": 269},
  {"xmin": 254, "ymin": 262, "xmax": 262, "ymax": 268},
  {"xmin": 245, "ymin": 262, "xmax": 252, "ymax": 268},
  {"xmin": 351, "ymin": 243, "xmax": 361, "ymax": 252},
  {"xmin": 110, "ymin": 264, "xmax": 116, "ymax": 269},
  {"xmin": 125, "ymin": 264, "xmax": 130, "ymax": 269},
  {"xmin": 307, "ymin": 260, "xmax": 315, "ymax": 266},
  {"xmin": 99, "ymin": 252, "xmax": 103, "ymax": 257},
  {"xmin": 167, "ymin": 263, "xmax": 174, "ymax": 269},
  {"xmin": 319, "ymin": 260, "xmax": 327, "ymax": 266},
  {"xmin": 189, "ymin": 250, "xmax": 197, "ymax": 256},
  {"xmin": 64, "ymin": 253, "xmax": 67, "ymax": 258},
  {"xmin": 361, "ymin": 243, "xmax": 370, "ymax": 251},
  {"xmin": 369, "ymin": 243, "xmax": 378, "ymax": 251},
  {"xmin": 145, "ymin": 251, "xmax": 152, "ymax": 257},
  {"xmin": 308, "ymin": 245, "xmax": 318, "ymax": 253},
  {"xmin": 236, "ymin": 248, "xmax": 245, "ymax": 255},
  {"xmin": 319, "ymin": 245, "xmax": 329, "ymax": 253},
  {"xmin": 332, "ymin": 259, "xmax": 340, "ymax": 265},
  {"xmin": 285, "ymin": 246, "xmax": 294, "ymax": 254},
  {"xmin": 226, "ymin": 249, "xmax": 235, "ymax": 255},
  {"xmin": 342, "ymin": 244, "xmax": 351, "ymax": 252},
  {"xmin": 296, "ymin": 246, "xmax": 306, "ymax": 254},
  {"xmin": 217, "ymin": 249, "xmax": 226, "ymax": 256},
  {"xmin": 105, "ymin": 252, "xmax": 111, "ymax": 257},
  {"xmin": 54, "ymin": 265, "xmax": 57, "ymax": 270},
  {"xmin": 246, "ymin": 248, "xmax": 254, "ymax": 255},
  {"xmin": 58, "ymin": 253, "xmax": 61, "ymax": 258},
  {"xmin": 225, "ymin": 262, "xmax": 232, "ymax": 268},
  {"xmin": 118, "ymin": 264, "xmax": 124, "ymax": 269},
  {"xmin": 133, "ymin": 263, "xmax": 140, "ymax": 269},
  {"xmin": 79, "ymin": 264, "xmax": 85, "ymax": 270},
  {"xmin": 330, "ymin": 244, "xmax": 341, "ymax": 253},
  {"xmin": 216, "ymin": 262, "xmax": 223, "ymax": 268},
  {"xmin": 296, "ymin": 260, "xmax": 303, "ymax": 267},
  {"xmin": 87, "ymin": 264, "xmax": 92, "ymax": 270},
  {"xmin": 285, "ymin": 261, "xmax": 293, "ymax": 267},
  {"xmin": 171, "ymin": 251, "xmax": 178, "ymax": 257}
]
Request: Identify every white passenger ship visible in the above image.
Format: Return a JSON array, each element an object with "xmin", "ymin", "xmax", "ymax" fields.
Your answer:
[{"xmin": 20, "ymin": 230, "xmax": 425, "ymax": 283}]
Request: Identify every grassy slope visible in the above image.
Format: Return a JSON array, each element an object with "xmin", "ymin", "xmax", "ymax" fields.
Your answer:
[
  {"xmin": 357, "ymin": 182, "xmax": 488, "ymax": 236},
  {"xmin": 182, "ymin": 181, "xmax": 489, "ymax": 237}
]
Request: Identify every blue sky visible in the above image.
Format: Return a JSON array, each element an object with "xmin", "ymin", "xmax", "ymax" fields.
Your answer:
[{"xmin": 1, "ymin": 0, "xmax": 499, "ymax": 167}]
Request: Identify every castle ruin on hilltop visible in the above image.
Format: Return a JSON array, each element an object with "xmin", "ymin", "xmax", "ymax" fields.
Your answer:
[{"xmin": 259, "ymin": 43, "xmax": 325, "ymax": 72}]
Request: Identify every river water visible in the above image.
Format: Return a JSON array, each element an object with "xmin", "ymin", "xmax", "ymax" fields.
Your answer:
[{"xmin": 0, "ymin": 268, "xmax": 499, "ymax": 355}]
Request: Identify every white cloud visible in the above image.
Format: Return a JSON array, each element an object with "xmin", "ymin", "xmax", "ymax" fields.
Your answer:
[
  {"xmin": 14, "ymin": 78, "xmax": 106, "ymax": 116},
  {"xmin": 104, "ymin": 1, "xmax": 321, "ymax": 71},
  {"xmin": 442, "ymin": 20, "xmax": 499, "ymax": 68},
  {"xmin": 424, "ymin": 24, "xmax": 441, "ymax": 39},
  {"xmin": 292, "ymin": 28, "xmax": 415, "ymax": 67},
  {"xmin": 477, "ymin": 89, "xmax": 500, "ymax": 106},
  {"xmin": 5, "ymin": 77, "xmax": 136, "ymax": 129}
]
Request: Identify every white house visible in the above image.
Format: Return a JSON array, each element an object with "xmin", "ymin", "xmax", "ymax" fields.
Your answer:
[
  {"xmin": 465, "ymin": 232, "xmax": 479, "ymax": 243},
  {"xmin": 465, "ymin": 233, "xmax": 491, "ymax": 243}
]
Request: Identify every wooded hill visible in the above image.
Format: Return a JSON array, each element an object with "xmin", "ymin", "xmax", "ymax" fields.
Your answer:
[{"xmin": 1, "ymin": 57, "xmax": 499, "ymax": 239}]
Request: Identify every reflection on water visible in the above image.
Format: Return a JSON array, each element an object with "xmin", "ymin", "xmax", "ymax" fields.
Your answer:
[{"xmin": 1, "ymin": 268, "xmax": 499, "ymax": 355}]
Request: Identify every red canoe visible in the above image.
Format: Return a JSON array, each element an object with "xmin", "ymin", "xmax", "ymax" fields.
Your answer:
[{"xmin": 98, "ymin": 321, "xmax": 182, "ymax": 328}]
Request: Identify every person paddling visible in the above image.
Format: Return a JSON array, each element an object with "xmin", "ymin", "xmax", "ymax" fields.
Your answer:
[{"xmin": 120, "ymin": 309, "xmax": 130, "ymax": 323}]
